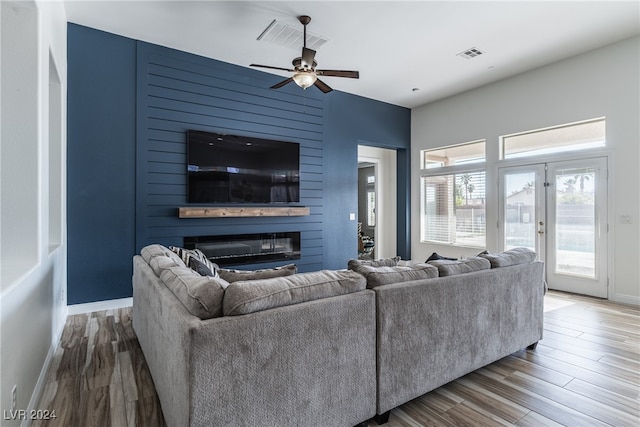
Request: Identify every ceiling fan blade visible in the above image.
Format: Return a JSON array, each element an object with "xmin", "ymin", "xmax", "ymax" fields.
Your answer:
[
  {"xmin": 301, "ymin": 47, "xmax": 316, "ymax": 69},
  {"xmin": 316, "ymin": 70, "xmax": 360, "ymax": 79},
  {"xmin": 314, "ymin": 78, "xmax": 333, "ymax": 93},
  {"xmin": 250, "ymin": 64, "xmax": 295, "ymax": 72},
  {"xmin": 270, "ymin": 77, "xmax": 294, "ymax": 90}
]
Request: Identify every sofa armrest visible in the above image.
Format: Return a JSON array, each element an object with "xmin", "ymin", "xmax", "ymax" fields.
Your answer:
[{"xmin": 132, "ymin": 255, "xmax": 199, "ymax": 427}]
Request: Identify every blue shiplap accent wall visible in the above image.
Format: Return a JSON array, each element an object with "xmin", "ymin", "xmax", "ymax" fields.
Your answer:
[
  {"xmin": 135, "ymin": 42, "xmax": 325, "ymax": 272},
  {"xmin": 323, "ymin": 92, "xmax": 411, "ymax": 268},
  {"xmin": 67, "ymin": 24, "xmax": 410, "ymax": 303},
  {"xmin": 67, "ymin": 24, "xmax": 137, "ymax": 304}
]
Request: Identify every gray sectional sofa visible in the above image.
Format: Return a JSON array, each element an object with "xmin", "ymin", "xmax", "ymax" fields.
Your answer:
[
  {"xmin": 132, "ymin": 244, "xmax": 544, "ymax": 427},
  {"xmin": 357, "ymin": 254, "xmax": 545, "ymax": 422}
]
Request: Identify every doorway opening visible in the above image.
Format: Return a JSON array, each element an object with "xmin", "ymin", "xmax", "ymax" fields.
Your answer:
[{"xmin": 357, "ymin": 146, "xmax": 397, "ymax": 260}]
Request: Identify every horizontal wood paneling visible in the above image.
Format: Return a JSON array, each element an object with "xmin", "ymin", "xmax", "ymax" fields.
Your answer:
[
  {"xmin": 67, "ymin": 24, "xmax": 410, "ymax": 303},
  {"xmin": 136, "ymin": 42, "xmax": 324, "ymax": 270}
]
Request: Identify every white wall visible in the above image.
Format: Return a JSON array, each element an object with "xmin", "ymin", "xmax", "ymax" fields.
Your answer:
[
  {"xmin": 0, "ymin": 0, "xmax": 67, "ymax": 422},
  {"xmin": 358, "ymin": 146, "xmax": 398, "ymax": 259},
  {"xmin": 411, "ymin": 36, "xmax": 640, "ymax": 304}
]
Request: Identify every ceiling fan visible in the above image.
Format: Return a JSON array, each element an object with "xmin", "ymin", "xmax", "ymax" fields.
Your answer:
[{"xmin": 250, "ymin": 15, "xmax": 359, "ymax": 93}]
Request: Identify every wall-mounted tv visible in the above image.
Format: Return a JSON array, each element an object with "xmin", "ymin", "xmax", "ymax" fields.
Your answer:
[{"xmin": 187, "ymin": 130, "xmax": 300, "ymax": 204}]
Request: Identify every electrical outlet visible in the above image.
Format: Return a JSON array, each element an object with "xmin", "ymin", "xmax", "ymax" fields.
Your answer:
[
  {"xmin": 620, "ymin": 215, "xmax": 632, "ymax": 224},
  {"xmin": 11, "ymin": 385, "xmax": 17, "ymax": 411}
]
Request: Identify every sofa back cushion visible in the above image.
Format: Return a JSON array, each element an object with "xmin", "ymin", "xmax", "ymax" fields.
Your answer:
[
  {"xmin": 353, "ymin": 264, "xmax": 438, "ymax": 288},
  {"xmin": 347, "ymin": 256, "xmax": 401, "ymax": 271},
  {"xmin": 223, "ymin": 269, "xmax": 366, "ymax": 316},
  {"xmin": 160, "ymin": 267, "xmax": 229, "ymax": 319},
  {"xmin": 149, "ymin": 255, "xmax": 183, "ymax": 277},
  {"xmin": 218, "ymin": 263, "xmax": 297, "ymax": 283},
  {"xmin": 478, "ymin": 247, "xmax": 537, "ymax": 268},
  {"xmin": 141, "ymin": 244, "xmax": 185, "ymax": 267},
  {"xmin": 428, "ymin": 257, "xmax": 491, "ymax": 276}
]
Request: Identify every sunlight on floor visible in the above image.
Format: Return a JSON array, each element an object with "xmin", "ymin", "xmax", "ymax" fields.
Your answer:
[{"xmin": 543, "ymin": 294, "xmax": 576, "ymax": 312}]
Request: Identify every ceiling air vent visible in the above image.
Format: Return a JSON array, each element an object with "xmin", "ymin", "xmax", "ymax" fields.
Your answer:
[
  {"xmin": 257, "ymin": 19, "xmax": 328, "ymax": 51},
  {"xmin": 457, "ymin": 47, "xmax": 484, "ymax": 59}
]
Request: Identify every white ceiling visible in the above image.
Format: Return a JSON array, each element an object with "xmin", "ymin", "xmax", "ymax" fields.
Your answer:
[{"xmin": 64, "ymin": 1, "xmax": 640, "ymax": 108}]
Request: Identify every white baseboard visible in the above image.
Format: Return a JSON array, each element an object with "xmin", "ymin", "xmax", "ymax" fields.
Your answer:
[
  {"xmin": 67, "ymin": 297, "xmax": 133, "ymax": 315},
  {"xmin": 613, "ymin": 293, "xmax": 640, "ymax": 306},
  {"xmin": 22, "ymin": 318, "xmax": 65, "ymax": 427}
]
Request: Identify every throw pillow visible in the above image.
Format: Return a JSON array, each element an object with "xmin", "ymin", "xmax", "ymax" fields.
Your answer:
[
  {"xmin": 189, "ymin": 257, "xmax": 219, "ymax": 278},
  {"xmin": 169, "ymin": 246, "xmax": 218, "ymax": 276},
  {"xmin": 218, "ymin": 263, "xmax": 297, "ymax": 283},
  {"xmin": 425, "ymin": 252, "xmax": 457, "ymax": 262}
]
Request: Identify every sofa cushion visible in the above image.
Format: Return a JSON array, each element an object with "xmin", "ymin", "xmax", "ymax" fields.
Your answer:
[
  {"xmin": 223, "ymin": 269, "xmax": 366, "ymax": 316},
  {"xmin": 347, "ymin": 256, "xmax": 401, "ymax": 271},
  {"xmin": 478, "ymin": 247, "xmax": 537, "ymax": 268},
  {"xmin": 141, "ymin": 244, "xmax": 185, "ymax": 267},
  {"xmin": 354, "ymin": 264, "xmax": 439, "ymax": 288},
  {"xmin": 218, "ymin": 263, "xmax": 297, "ymax": 283},
  {"xmin": 160, "ymin": 267, "xmax": 229, "ymax": 319},
  {"xmin": 428, "ymin": 256, "xmax": 491, "ymax": 276},
  {"xmin": 149, "ymin": 255, "xmax": 183, "ymax": 277}
]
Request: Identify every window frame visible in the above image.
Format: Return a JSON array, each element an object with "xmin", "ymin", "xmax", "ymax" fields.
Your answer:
[
  {"xmin": 419, "ymin": 144, "xmax": 487, "ymax": 248},
  {"xmin": 500, "ymin": 117, "xmax": 606, "ymax": 160}
]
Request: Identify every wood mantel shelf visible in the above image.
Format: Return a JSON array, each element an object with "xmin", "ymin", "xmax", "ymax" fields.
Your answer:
[{"xmin": 178, "ymin": 206, "xmax": 310, "ymax": 218}]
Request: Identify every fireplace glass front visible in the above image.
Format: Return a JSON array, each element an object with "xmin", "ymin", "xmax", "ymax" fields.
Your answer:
[{"xmin": 184, "ymin": 232, "xmax": 300, "ymax": 266}]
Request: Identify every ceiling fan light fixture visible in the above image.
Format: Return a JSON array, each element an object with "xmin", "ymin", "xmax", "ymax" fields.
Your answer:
[{"xmin": 292, "ymin": 71, "xmax": 317, "ymax": 89}]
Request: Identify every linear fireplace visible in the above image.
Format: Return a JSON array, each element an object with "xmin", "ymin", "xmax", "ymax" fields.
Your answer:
[{"xmin": 184, "ymin": 232, "xmax": 301, "ymax": 266}]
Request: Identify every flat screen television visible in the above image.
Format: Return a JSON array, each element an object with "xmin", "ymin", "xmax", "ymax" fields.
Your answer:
[{"xmin": 187, "ymin": 130, "xmax": 300, "ymax": 204}]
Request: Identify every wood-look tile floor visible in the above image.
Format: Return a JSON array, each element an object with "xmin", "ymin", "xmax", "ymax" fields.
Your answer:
[
  {"xmin": 34, "ymin": 291, "xmax": 639, "ymax": 427},
  {"xmin": 33, "ymin": 308, "xmax": 165, "ymax": 427}
]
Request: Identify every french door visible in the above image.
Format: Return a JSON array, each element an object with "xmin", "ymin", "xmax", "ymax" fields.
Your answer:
[{"xmin": 499, "ymin": 157, "xmax": 608, "ymax": 298}]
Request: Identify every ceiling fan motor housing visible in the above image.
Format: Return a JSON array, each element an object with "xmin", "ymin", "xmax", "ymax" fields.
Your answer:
[{"xmin": 292, "ymin": 57, "xmax": 317, "ymax": 71}]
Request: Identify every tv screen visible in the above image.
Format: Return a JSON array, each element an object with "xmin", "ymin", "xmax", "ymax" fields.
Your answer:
[{"xmin": 187, "ymin": 130, "xmax": 300, "ymax": 204}]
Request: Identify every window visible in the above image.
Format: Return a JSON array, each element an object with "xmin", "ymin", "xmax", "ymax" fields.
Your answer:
[
  {"xmin": 421, "ymin": 171, "xmax": 486, "ymax": 246},
  {"xmin": 420, "ymin": 140, "xmax": 486, "ymax": 247},
  {"xmin": 421, "ymin": 140, "xmax": 485, "ymax": 169},
  {"xmin": 502, "ymin": 118, "xmax": 605, "ymax": 159}
]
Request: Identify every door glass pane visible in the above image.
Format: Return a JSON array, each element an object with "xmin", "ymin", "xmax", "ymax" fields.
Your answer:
[
  {"xmin": 554, "ymin": 167, "xmax": 596, "ymax": 278},
  {"xmin": 504, "ymin": 172, "xmax": 536, "ymax": 250}
]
